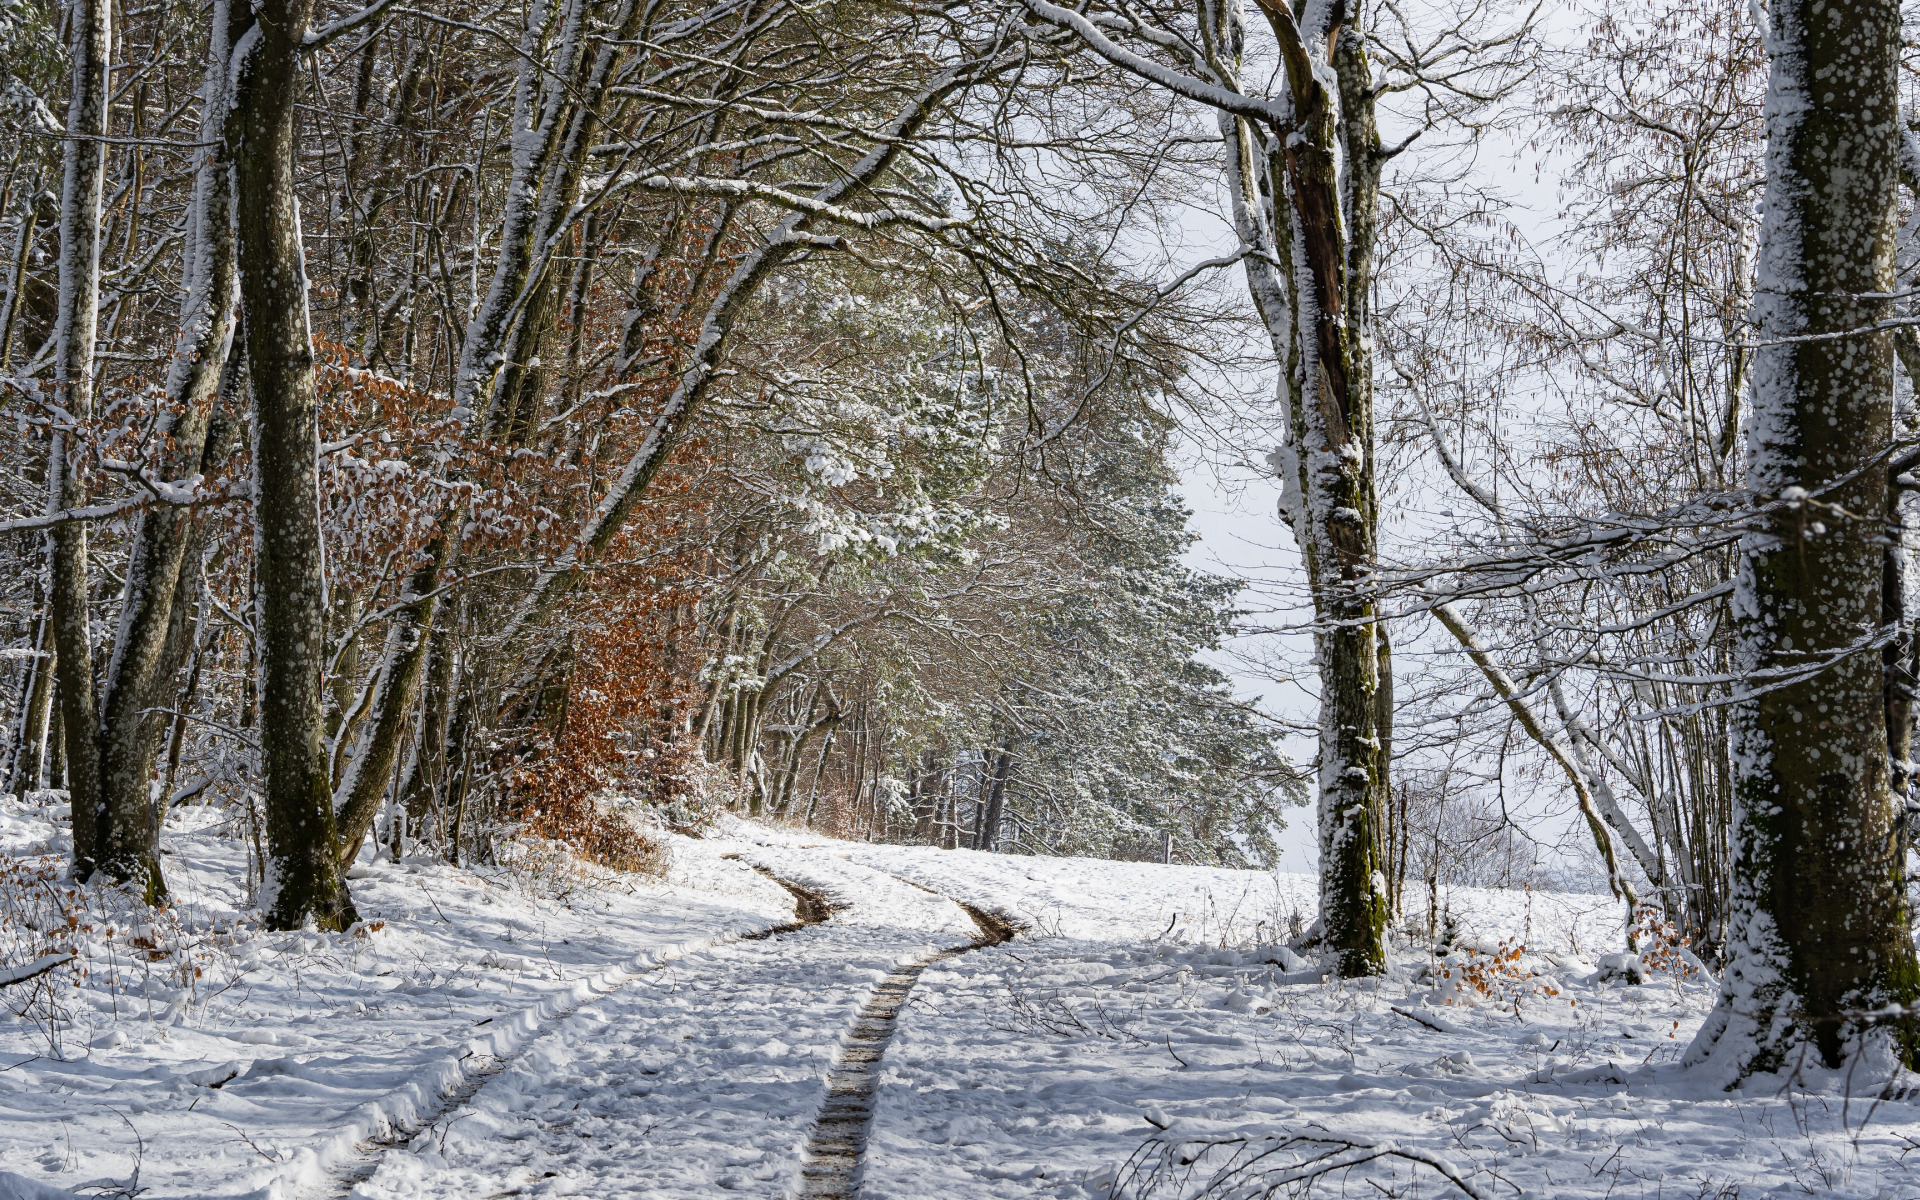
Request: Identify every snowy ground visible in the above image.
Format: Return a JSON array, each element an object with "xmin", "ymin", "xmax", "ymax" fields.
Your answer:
[
  {"xmin": 0, "ymin": 796, "xmax": 796, "ymax": 1199},
  {"xmin": 5, "ymin": 800, "xmax": 1920, "ymax": 1199},
  {"xmin": 818, "ymin": 844, "xmax": 1906, "ymax": 1200}
]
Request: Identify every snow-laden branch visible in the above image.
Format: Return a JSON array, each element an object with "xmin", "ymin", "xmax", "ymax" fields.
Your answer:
[
  {"xmin": 622, "ymin": 174, "xmax": 964, "ymax": 234},
  {"xmin": 1020, "ymin": 0, "xmax": 1289, "ymax": 126},
  {"xmin": 1433, "ymin": 600, "xmax": 1640, "ymax": 920},
  {"xmin": 0, "ymin": 952, "xmax": 74, "ymax": 989},
  {"xmin": 0, "ymin": 477, "xmax": 235, "ymax": 535},
  {"xmin": 302, "ymin": 0, "xmax": 405, "ymax": 48}
]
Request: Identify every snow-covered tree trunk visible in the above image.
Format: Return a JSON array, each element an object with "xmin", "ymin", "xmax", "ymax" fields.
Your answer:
[
  {"xmin": 231, "ymin": 0, "xmax": 355, "ymax": 931},
  {"xmin": 332, "ymin": 539, "xmax": 443, "ymax": 868},
  {"xmin": 448, "ymin": 0, "xmax": 584, "ymax": 422},
  {"xmin": 6, "ymin": 610, "xmax": 53, "ymax": 796},
  {"xmin": 1685, "ymin": 0, "xmax": 1920, "ymax": 1080},
  {"xmin": 1030, "ymin": 0, "xmax": 1396, "ymax": 971},
  {"xmin": 1250, "ymin": 0, "xmax": 1391, "ymax": 976},
  {"xmin": 47, "ymin": 0, "xmax": 111, "ymax": 878},
  {"xmin": 90, "ymin": 0, "xmax": 244, "ymax": 900}
]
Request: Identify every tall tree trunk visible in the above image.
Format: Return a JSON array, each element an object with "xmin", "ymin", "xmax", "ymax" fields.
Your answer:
[
  {"xmin": 7, "ymin": 594, "xmax": 53, "ymax": 797},
  {"xmin": 913, "ymin": 749, "xmax": 941, "ymax": 844},
  {"xmin": 49, "ymin": 0, "xmax": 111, "ymax": 879},
  {"xmin": 1686, "ymin": 0, "xmax": 1920, "ymax": 1081},
  {"xmin": 1030, "ymin": 0, "xmax": 1390, "ymax": 970},
  {"xmin": 333, "ymin": 543, "xmax": 444, "ymax": 867},
  {"xmin": 939, "ymin": 791, "xmax": 958, "ymax": 850},
  {"xmin": 399, "ymin": 607, "xmax": 458, "ymax": 845},
  {"xmin": 1259, "ymin": 1, "xmax": 1390, "ymax": 976},
  {"xmin": 92, "ymin": 0, "xmax": 244, "ymax": 899},
  {"xmin": 231, "ymin": 0, "xmax": 355, "ymax": 931},
  {"xmin": 969, "ymin": 775, "xmax": 987, "ymax": 849}
]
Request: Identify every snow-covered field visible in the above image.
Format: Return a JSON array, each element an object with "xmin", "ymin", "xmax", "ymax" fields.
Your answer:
[{"xmin": 4, "ymin": 799, "xmax": 1920, "ymax": 1199}]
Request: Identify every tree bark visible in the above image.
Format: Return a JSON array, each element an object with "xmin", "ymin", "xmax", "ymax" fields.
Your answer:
[
  {"xmin": 7, "ymin": 594, "xmax": 53, "ymax": 797},
  {"xmin": 92, "ymin": 0, "xmax": 245, "ymax": 898},
  {"xmin": 1256, "ymin": 0, "xmax": 1391, "ymax": 976},
  {"xmin": 399, "ymin": 607, "xmax": 458, "ymax": 845},
  {"xmin": 1686, "ymin": 0, "xmax": 1920, "ymax": 1080},
  {"xmin": 979, "ymin": 743, "xmax": 1012, "ymax": 852},
  {"xmin": 333, "ymin": 542, "xmax": 444, "ymax": 867},
  {"xmin": 48, "ymin": 0, "xmax": 111, "ymax": 879},
  {"xmin": 231, "ymin": 0, "xmax": 355, "ymax": 930}
]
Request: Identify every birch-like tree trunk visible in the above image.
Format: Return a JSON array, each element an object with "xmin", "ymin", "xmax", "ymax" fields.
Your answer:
[
  {"xmin": 48, "ymin": 0, "xmax": 111, "ymax": 878},
  {"xmin": 231, "ymin": 0, "xmax": 355, "ymax": 931},
  {"xmin": 1685, "ymin": 0, "xmax": 1920, "ymax": 1080}
]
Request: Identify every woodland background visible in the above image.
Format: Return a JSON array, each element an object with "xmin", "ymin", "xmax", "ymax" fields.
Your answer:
[{"xmin": 0, "ymin": 0, "xmax": 1911, "ymax": 1055}]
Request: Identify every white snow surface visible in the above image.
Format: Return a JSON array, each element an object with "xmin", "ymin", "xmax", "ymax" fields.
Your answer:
[{"xmin": 5, "ymin": 802, "xmax": 1920, "ymax": 1198}]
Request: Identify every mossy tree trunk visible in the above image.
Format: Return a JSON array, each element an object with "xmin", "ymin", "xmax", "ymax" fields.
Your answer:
[
  {"xmin": 231, "ymin": 0, "xmax": 355, "ymax": 931},
  {"xmin": 1253, "ymin": 0, "xmax": 1391, "ymax": 976},
  {"xmin": 91, "ymin": 0, "xmax": 246, "ymax": 901},
  {"xmin": 48, "ymin": 0, "xmax": 111, "ymax": 880},
  {"xmin": 1686, "ymin": 0, "xmax": 1920, "ymax": 1080}
]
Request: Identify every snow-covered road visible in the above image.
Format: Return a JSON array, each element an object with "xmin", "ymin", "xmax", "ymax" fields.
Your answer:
[
  {"xmin": 11, "ymin": 801, "xmax": 1920, "ymax": 1200},
  {"xmin": 348, "ymin": 848, "xmax": 994, "ymax": 1200}
]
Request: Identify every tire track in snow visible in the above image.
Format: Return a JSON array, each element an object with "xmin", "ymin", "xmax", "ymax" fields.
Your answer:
[
  {"xmin": 796, "ymin": 898, "xmax": 1015, "ymax": 1199},
  {"xmin": 310, "ymin": 871, "xmax": 840, "ymax": 1199}
]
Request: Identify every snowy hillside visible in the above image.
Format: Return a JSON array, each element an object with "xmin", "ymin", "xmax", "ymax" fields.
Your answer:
[{"xmin": 2, "ymin": 798, "xmax": 1917, "ymax": 1199}]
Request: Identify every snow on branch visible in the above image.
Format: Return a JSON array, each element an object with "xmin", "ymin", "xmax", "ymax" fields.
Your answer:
[
  {"xmin": 304, "ymin": 0, "xmax": 406, "ymax": 48},
  {"xmin": 624, "ymin": 175, "xmax": 965, "ymax": 235},
  {"xmin": 0, "ymin": 952, "xmax": 74, "ymax": 990},
  {"xmin": 1020, "ymin": 0, "xmax": 1289, "ymax": 126}
]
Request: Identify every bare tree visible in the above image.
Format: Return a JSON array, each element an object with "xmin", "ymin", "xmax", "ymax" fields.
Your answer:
[
  {"xmin": 233, "ymin": 0, "xmax": 355, "ymax": 930},
  {"xmin": 46, "ymin": 0, "xmax": 111, "ymax": 881},
  {"xmin": 1016, "ymin": 0, "xmax": 1530, "ymax": 974}
]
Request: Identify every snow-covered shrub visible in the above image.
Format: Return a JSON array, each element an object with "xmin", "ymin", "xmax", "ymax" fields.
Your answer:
[
  {"xmin": 0, "ymin": 842, "xmax": 237, "ymax": 1058},
  {"xmin": 1629, "ymin": 907, "xmax": 1707, "ymax": 981},
  {"xmin": 1422, "ymin": 937, "xmax": 1565, "ymax": 1008}
]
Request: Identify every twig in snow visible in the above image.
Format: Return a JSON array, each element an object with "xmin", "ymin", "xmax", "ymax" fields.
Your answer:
[
  {"xmin": 222, "ymin": 1121, "xmax": 285, "ymax": 1162},
  {"xmin": 1117, "ymin": 1128, "xmax": 1489, "ymax": 1200},
  {"xmin": 415, "ymin": 881, "xmax": 452, "ymax": 924},
  {"xmin": 95, "ymin": 1108, "xmax": 145, "ymax": 1199}
]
